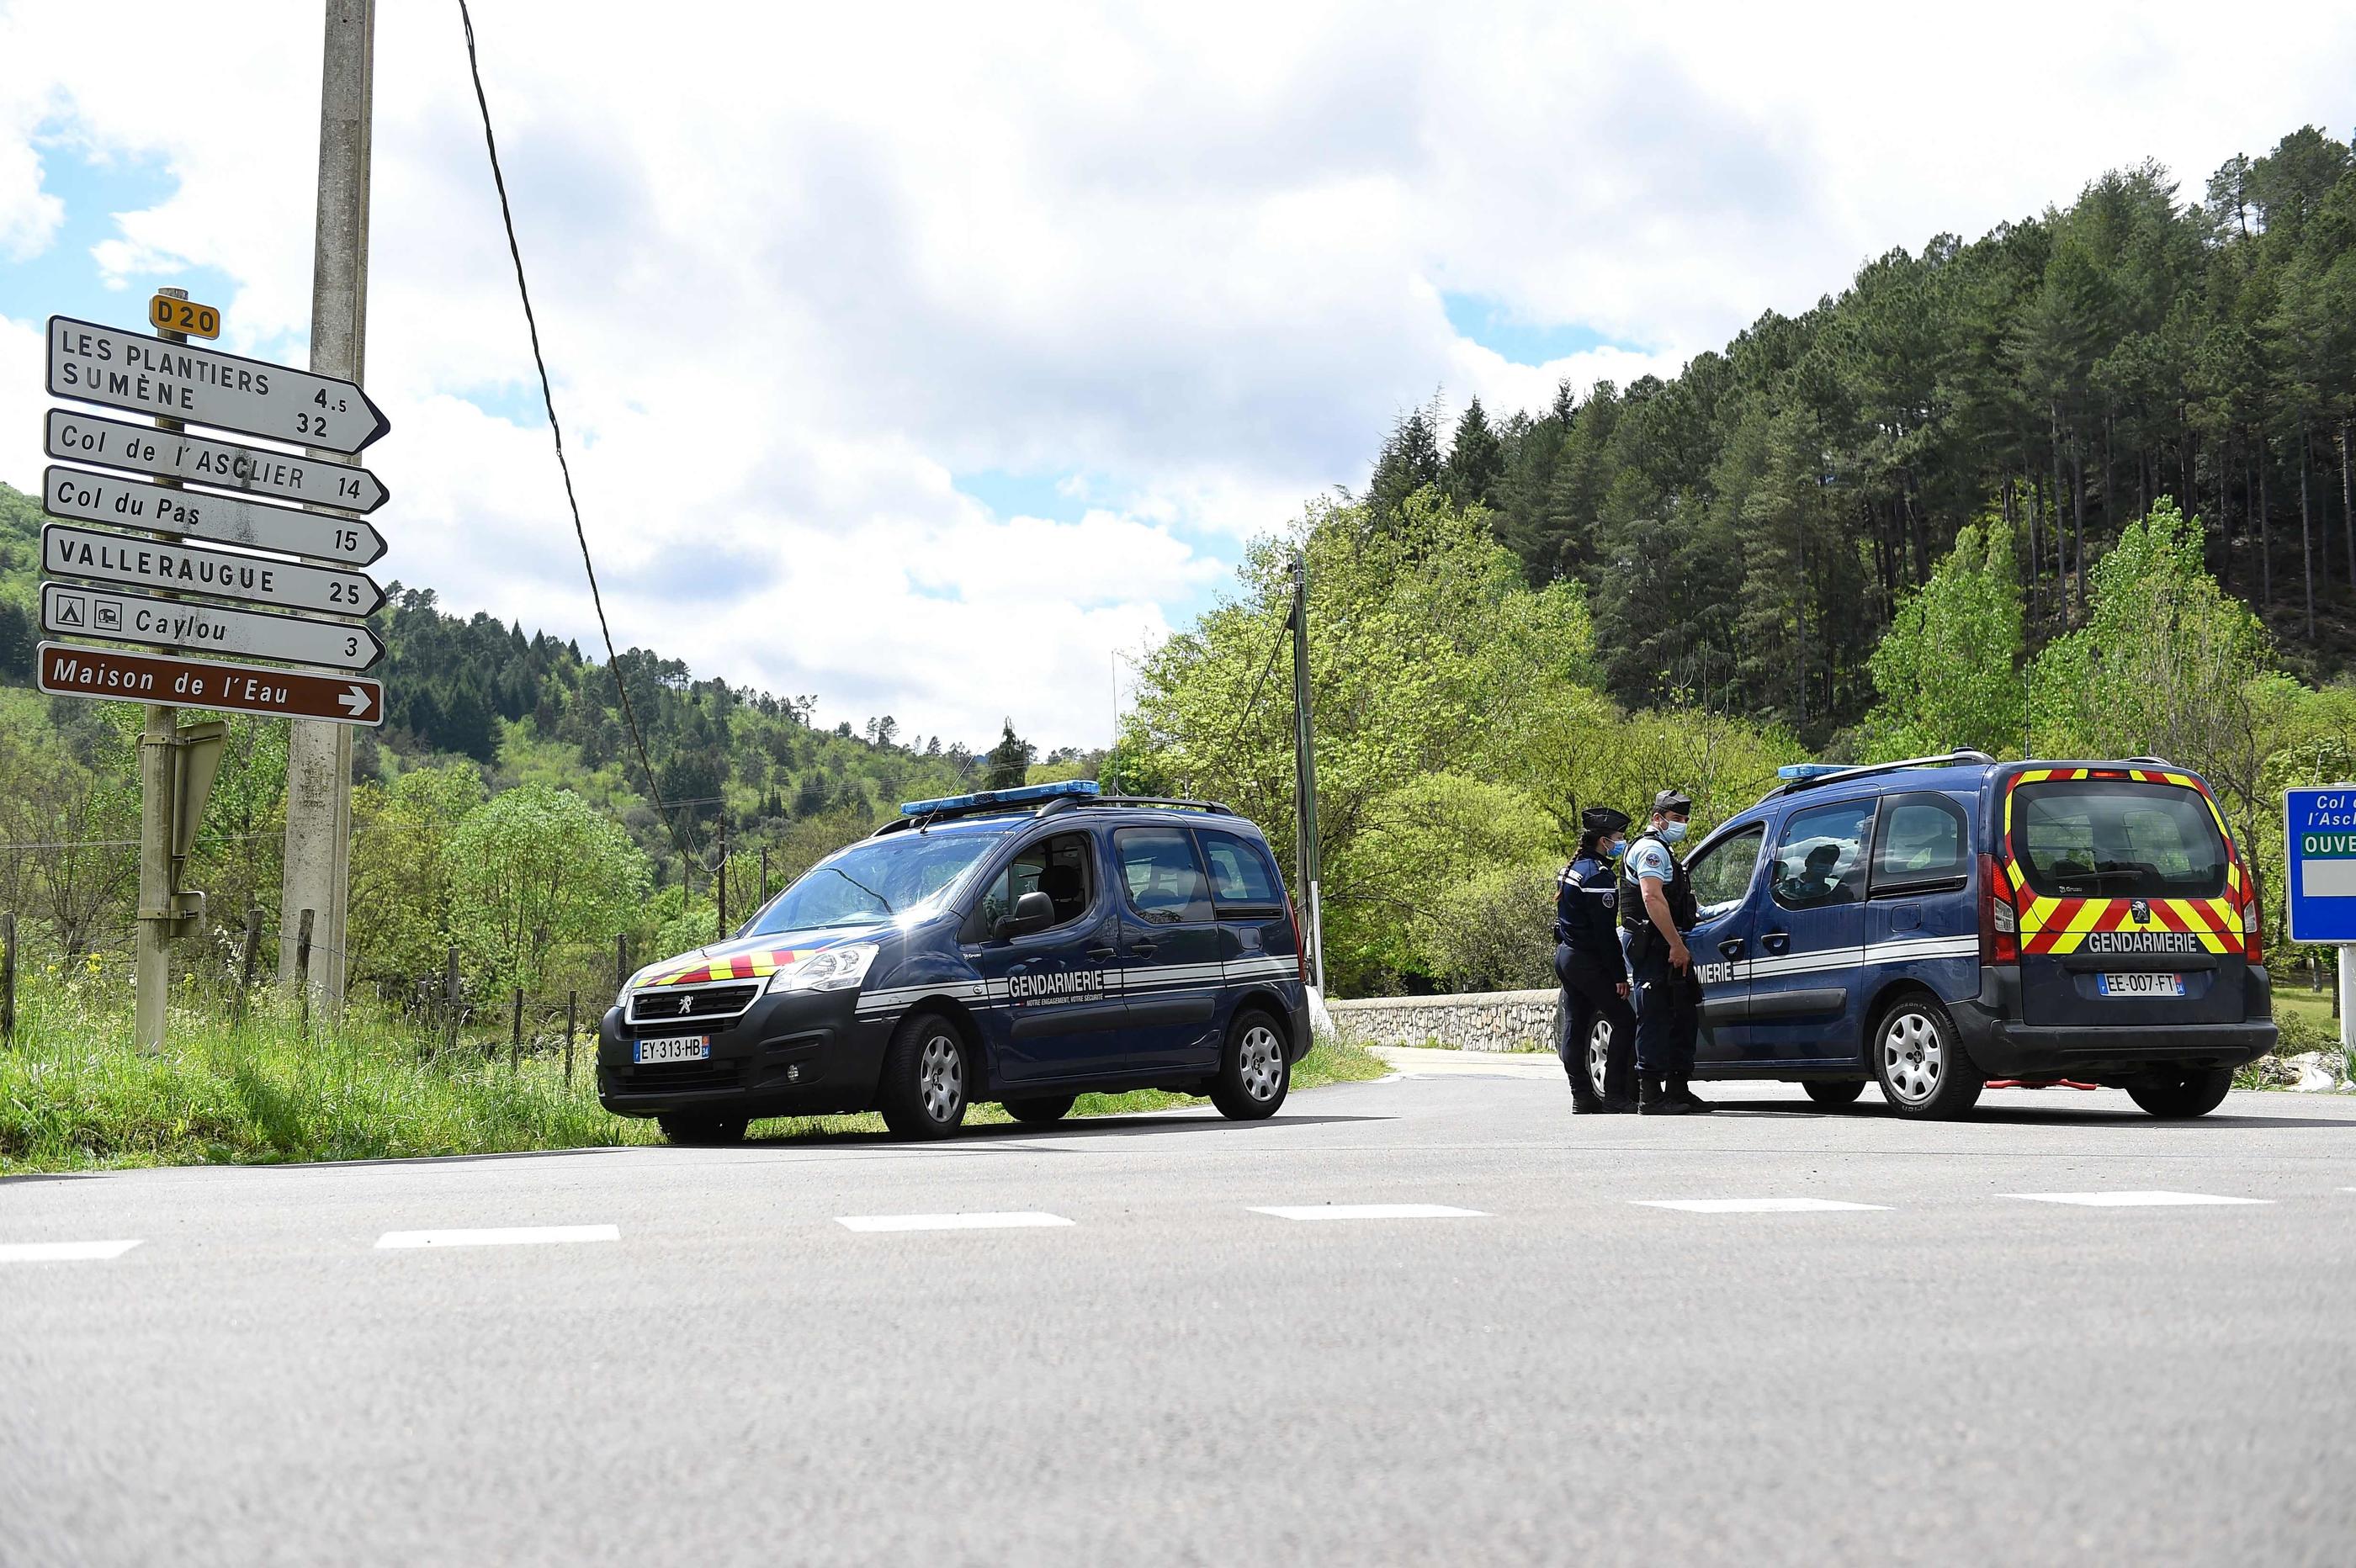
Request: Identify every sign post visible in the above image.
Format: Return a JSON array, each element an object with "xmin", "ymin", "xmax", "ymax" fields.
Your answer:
[{"xmin": 2284, "ymin": 786, "xmax": 2356, "ymax": 1052}]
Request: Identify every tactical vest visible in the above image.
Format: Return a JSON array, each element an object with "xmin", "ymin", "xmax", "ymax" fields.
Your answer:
[{"xmin": 1619, "ymin": 831, "xmax": 1698, "ymax": 933}]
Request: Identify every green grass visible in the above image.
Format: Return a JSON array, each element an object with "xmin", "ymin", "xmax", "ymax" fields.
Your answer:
[{"xmin": 0, "ymin": 977, "xmax": 1395, "ymax": 1172}]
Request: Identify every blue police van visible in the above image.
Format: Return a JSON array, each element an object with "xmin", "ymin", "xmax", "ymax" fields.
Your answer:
[
  {"xmin": 1575, "ymin": 752, "xmax": 2276, "ymax": 1120},
  {"xmin": 598, "ymin": 781, "xmax": 1312, "ymax": 1142}
]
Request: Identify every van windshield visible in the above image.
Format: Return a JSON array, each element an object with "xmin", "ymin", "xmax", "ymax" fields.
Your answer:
[
  {"xmin": 2008, "ymin": 780, "xmax": 2227, "ymax": 899},
  {"xmin": 744, "ymin": 829, "xmax": 1003, "ymax": 936}
]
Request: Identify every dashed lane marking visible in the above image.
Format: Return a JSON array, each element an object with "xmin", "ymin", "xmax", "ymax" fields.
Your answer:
[
  {"xmin": 1632, "ymin": 1198, "xmax": 1889, "ymax": 1214},
  {"xmin": 2005, "ymin": 1191, "xmax": 2271, "ymax": 1207},
  {"xmin": 375, "ymin": 1225, "xmax": 620, "ymax": 1248},
  {"xmin": 1249, "ymin": 1204, "xmax": 1488, "ymax": 1221},
  {"xmin": 0, "ymin": 1240, "xmax": 143, "ymax": 1263},
  {"xmin": 836, "ymin": 1211, "xmax": 1075, "ymax": 1232}
]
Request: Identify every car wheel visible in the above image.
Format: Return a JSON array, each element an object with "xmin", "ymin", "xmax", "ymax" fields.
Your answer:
[
  {"xmin": 877, "ymin": 1010, "xmax": 973, "ymax": 1140},
  {"xmin": 1001, "ymin": 1094, "xmax": 1077, "ymax": 1125},
  {"xmin": 1871, "ymin": 995, "xmax": 1982, "ymax": 1120},
  {"xmin": 1584, "ymin": 1018, "xmax": 1615, "ymax": 1102},
  {"xmin": 1803, "ymin": 1080, "xmax": 1865, "ymax": 1107},
  {"xmin": 2126, "ymin": 1067, "xmax": 2234, "ymax": 1119},
  {"xmin": 657, "ymin": 1113, "xmax": 749, "ymax": 1146},
  {"xmin": 1209, "ymin": 1008, "xmax": 1290, "ymax": 1120}
]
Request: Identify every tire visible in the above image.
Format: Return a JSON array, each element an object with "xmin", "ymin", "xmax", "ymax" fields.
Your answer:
[
  {"xmin": 1209, "ymin": 1008, "xmax": 1290, "ymax": 1120},
  {"xmin": 1002, "ymin": 1094, "xmax": 1077, "ymax": 1125},
  {"xmin": 657, "ymin": 1113, "xmax": 749, "ymax": 1146},
  {"xmin": 2126, "ymin": 1067, "xmax": 2234, "ymax": 1119},
  {"xmin": 1870, "ymin": 995, "xmax": 1982, "ymax": 1120},
  {"xmin": 1803, "ymin": 1080, "xmax": 1866, "ymax": 1107},
  {"xmin": 1584, "ymin": 1018, "xmax": 1616, "ymax": 1103},
  {"xmin": 877, "ymin": 1010, "xmax": 974, "ymax": 1140}
]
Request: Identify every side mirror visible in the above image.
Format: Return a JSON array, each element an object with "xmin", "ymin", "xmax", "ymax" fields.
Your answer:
[{"xmin": 994, "ymin": 890, "xmax": 1058, "ymax": 940}]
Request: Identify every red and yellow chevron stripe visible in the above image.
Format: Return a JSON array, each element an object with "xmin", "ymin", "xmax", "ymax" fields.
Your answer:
[
  {"xmin": 640, "ymin": 948, "xmax": 804, "ymax": 987},
  {"xmin": 2000, "ymin": 767, "xmax": 2243, "ymax": 956}
]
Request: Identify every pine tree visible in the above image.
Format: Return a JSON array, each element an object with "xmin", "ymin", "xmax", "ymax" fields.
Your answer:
[{"xmin": 984, "ymin": 719, "xmax": 1035, "ymax": 788}]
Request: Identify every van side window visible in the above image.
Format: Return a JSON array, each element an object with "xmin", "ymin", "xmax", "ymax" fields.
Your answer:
[
  {"xmin": 1195, "ymin": 829, "xmax": 1282, "ymax": 910},
  {"xmin": 1114, "ymin": 828, "xmax": 1213, "ymax": 925},
  {"xmin": 969, "ymin": 832, "xmax": 1095, "ymax": 936},
  {"xmin": 1869, "ymin": 794, "xmax": 1971, "ymax": 894},
  {"xmin": 1771, "ymin": 799, "xmax": 1874, "ymax": 910}
]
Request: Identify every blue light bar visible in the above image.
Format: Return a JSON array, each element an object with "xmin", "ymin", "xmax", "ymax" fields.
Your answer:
[
  {"xmin": 1777, "ymin": 763, "xmax": 1849, "ymax": 781},
  {"xmin": 898, "ymin": 779, "xmax": 1101, "ymax": 817}
]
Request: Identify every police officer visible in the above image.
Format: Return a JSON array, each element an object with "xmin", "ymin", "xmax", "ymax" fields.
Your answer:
[
  {"xmin": 1555, "ymin": 807, "xmax": 1637, "ymax": 1113},
  {"xmin": 1620, "ymin": 787, "xmax": 1712, "ymax": 1115}
]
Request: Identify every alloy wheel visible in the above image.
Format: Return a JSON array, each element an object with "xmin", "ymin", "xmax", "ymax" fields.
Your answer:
[
  {"xmin": 918, "ymin": 1031, "xmax": 964, "ymax": 1122},
  {"xmin": 1239, "ymin": 1025, "xmax": 1285, "ymax": 1101},
  {"xmin": 1880, "ymin": 1009, "xmax": 1942, "ymax": 1105}
]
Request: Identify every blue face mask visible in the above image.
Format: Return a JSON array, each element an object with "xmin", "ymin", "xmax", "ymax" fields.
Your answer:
[
  {"xmin": 1660, "ymin": 820, "xmax": 1689, "ymax": 845},
  {"xmin": 1603, "ymin": 838, "xmax": 1625, "ymax": 860}
]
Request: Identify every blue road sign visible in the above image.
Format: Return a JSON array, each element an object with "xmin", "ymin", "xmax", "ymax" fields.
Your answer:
[{"xmin": 2284, "ymin": 787, "xmax": 2356, "ymax": 944}]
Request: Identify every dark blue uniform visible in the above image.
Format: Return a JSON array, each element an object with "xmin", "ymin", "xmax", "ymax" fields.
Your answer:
[{"xmin": 1555, "ymin": 853, "xmax": 1636, "ymax": 1107}]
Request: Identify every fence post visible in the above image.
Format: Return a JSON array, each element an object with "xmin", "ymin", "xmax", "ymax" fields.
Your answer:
[
  {"xmin": 565, "ymin": 990, "xmax": 577, "ymax": 1086},
  {"xmin": 2, "ymin": 910, "xmax": 15, "ymax": 1048},
  {"xmin": 231, "ymin": 907, "xmax": 263, "ymax": 1028},
  {"xmin": 443, "ymin": 945, "xmax": 460, "ymax": 1055},
  {"xmin": 615, "ymin": 933, "xmax": 629, "ymax": 993},
  {"xmin": 510, "ymin": 988, "xmax": 523, "ymax": 1074},
  {"xmin": 760, "ymin": 846, "xmax": 769, "ymax": 906},
  {"xmin": 294, "ymin": 909, "xmax": 316, "ymax": 1040}
]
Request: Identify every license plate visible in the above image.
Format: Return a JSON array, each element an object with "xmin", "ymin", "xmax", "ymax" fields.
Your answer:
[
  {"xmin": 2097, "ymin": 972, "xmax": 2184, "ymax": 998},
  {"xmin": 633, "ymin": 1036, "xmax": 710, "ymax": 1064}
]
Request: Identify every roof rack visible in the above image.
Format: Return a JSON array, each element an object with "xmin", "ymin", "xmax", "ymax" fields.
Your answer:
[
  {"xmin": 1754, "ymin": 750, "xmax": 1997, "ymax": 805},
  {"xmin": 1079, "ymin": 795, "xmax": 1237, "ymax": 816},
  {"xmin": 2124, "ymin": 755, "xmax": 2181, "ymax": 769}
]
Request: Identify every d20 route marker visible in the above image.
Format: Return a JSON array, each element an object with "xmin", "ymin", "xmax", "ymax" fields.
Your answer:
[
  {"xmin": 45, "ymin": 314, "xmax": 390, "ymax": 453},
  {"xmin": 43, "ymin": 524, "xmax": 385, "ymax": 617},
  {"xmin": 45, "ymin": 465, "xmax": 385, "ymax": 567},
  {"xmin": 147, "ymin": 293, "xmax": 221, "ymax": 340},
  {"xmin": 41, "ymin": 583, "xmax": 385, "ymax": 673},
  {"xmin": 45, "ymin": 409, "xmax": 388, "ymax": 513},
  {"xmin": 37, "ymin": 642, "xmax": 384, "ymax": 727}
]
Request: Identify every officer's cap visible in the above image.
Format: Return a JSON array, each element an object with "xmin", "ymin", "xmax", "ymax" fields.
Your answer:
[
  {"xmin": 1580, "ymin": 806, "xmax": 1631, "ymax": 834},
  {"xmin": 1653, "ymin": 787, "xmax": 1693, "ymax": 816}
]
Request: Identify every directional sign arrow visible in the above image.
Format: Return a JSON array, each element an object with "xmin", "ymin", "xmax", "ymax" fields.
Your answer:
[
  {"xmin": 42, "ymin": 524, "xmax": 385, "ymax": 617},
  {"xmin": 46, "ymin": 315, "xmax": 390, "ymax": 454},
  {"xmin": 37, "ymin": 642, "xmax": 384, "ymax": 728},
  {"xmin": 41, "ymin": 582, "xmax": 384, "ymax": 673},
  {"xmin": 45, "ymin": 409, "xmax": 388, "ymax": 513},
  {"xmin": 45, "ymin": 465, "xmax": 385, "ymax": 567}
]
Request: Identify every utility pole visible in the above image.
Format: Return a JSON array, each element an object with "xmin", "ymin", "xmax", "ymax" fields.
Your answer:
[
  {"xmin": 279, "ymin": 0, "xmax": 375, "ymax": 1009},
  {"xmin": 1289, "ymin": 554, "xmax": 1325, "ymax": 994},
  {"xmin": 132, "ymin": 289, "xmax": 190, "ymax": 1053}
]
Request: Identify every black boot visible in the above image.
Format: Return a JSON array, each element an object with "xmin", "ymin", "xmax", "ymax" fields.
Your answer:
[
  {"xmin": 1638, "ymin": 1074, "xmax": 1694, "ymax": 1115},
  {"xmin": 1568, "ymin": 1069, "xmax": 1607, "ymax": 1114},
  {"xmin": 1669, "ymin": 1076, "xmax": 1715, "ymax": 1113}
]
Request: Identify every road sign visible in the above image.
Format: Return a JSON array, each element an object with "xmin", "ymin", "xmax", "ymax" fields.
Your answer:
[
  {"xmin": 2285, "ymin": 787, "xmax": 2356, "ymax": 944},
  {"xmin": 37, "ymin": 642, "xmax": 384, "ymax": 726},
  {"xmin": 40, "ymin": 580, "xmax": 384, "ymax": 672},
  {"xmin": 45, "ymin": 409, "xmax": 388, "ymax": 512},
  {"xmin": 45, "ymin": 315, "xmax": 390, "ymax": 453},
  {"xmin": 148, "ymin": 294, "xmax": 220, "ymax": 340},
  {"xmin": 45, "ymin": 465, "xmax": 385, "ymax": 567},
  {"xmin": 43, "ymin": 524, "xmax": 384, "ymax": 617}
]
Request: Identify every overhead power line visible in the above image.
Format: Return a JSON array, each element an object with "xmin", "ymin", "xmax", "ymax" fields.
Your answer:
[{"xmin": 455, "ymin": 0, "xmax": 699, "ymax": 868}]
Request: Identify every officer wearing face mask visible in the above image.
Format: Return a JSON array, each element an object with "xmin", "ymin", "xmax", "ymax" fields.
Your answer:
[
  {"xmin": 1620, "ymin": 787, "xmax": 1711, "ymax": 1115},
  {"xmin": 1553, "ymin": 806, "xmax": 1637, "ymax": 1113}
]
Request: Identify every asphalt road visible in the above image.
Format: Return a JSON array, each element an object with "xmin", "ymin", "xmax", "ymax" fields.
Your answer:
[{"xmin": 5, "ymin": 1061, "xmax": 2353, "ymax": 1567}]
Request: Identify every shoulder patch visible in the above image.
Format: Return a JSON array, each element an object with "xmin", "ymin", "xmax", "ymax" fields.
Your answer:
[{"xmin": 1601, "ymin": 889, "xmax": 1616, "ymax": 911}]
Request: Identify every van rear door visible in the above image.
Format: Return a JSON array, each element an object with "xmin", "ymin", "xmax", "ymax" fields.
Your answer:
[{"xmin": 2003, "ymin": 769, "xmax": 2247, "ymax": 1029}]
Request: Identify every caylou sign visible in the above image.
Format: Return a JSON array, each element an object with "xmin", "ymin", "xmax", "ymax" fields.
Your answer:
[
  {"xmin": 40, "ymin": 582, "xmax": 385, "ymax": 673},
  {"xmin": 45, "ymin": 314, "xmax": 390, "ymax": 454}
]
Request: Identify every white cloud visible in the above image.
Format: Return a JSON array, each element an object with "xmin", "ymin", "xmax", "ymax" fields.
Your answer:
[{"xmin": 3, "ymin": 0, "xmax": 2353, "ymax": 746}]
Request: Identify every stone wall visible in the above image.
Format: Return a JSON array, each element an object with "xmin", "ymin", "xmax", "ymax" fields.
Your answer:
[{"xmin": 1327, "ymin": 988, "xmax": 1560, "ymax": 1053}]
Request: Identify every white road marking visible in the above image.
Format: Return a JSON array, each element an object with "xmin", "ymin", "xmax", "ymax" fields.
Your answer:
[
  {"xmin": 0, "ymin": 1239, "xmax": 143, "ymax": 1262},
  {"xmin": 836, "ymin": 1211, "xmax": 1075, "ymax": 1232},
  {"xmin": 375, "ymin": 1225, "xmax": 620, "ymax": 1248},
  {"xmin": 1249, "ymin": 1204, "xmax": 1488, "ymax": 1221},
  {"xmin": 1632, "ymin": 1198, "xmax": 1889, "ymax": 1214},
  {"xmin": 2006, "ymin": 1191, "xmax": 2271, "ymax": 1207}
]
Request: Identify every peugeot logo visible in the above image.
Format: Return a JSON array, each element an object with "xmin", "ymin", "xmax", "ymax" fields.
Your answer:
[
  {"xmin": 677, "ymin": 996, "xmax": 695, "ymax": 1015},
  {"xmin": 2130, "ymin": 898, "xmax": 2151, "ymax": 924}
]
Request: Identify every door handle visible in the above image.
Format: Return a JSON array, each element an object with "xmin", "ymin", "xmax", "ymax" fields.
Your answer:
[
  {"xmin": 1128, "ymin": 940, "xmax": 1158, "ymax": 957},
  {"xmin": 1086, "ymin": 946, "xmax": 1117, "ymax": 960},
  {"xmin": 1762, "ymin": 931, "xmax": 1790, "ymax": 955},
  {"xmin": 1718, "ymin": 939, "xmax": 1747, "ymax": 960}
]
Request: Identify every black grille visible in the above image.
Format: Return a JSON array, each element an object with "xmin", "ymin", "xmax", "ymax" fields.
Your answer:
[
  {"xmin": 627, "ymin": 983, "xmax": 759, "ymax": 1033},
  {"xmin": 608, "ymin": 1058, "xmax": 745, "ymax": 1096}
]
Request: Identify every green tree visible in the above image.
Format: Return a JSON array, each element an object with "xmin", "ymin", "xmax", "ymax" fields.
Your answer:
[
  {"xmin": 1862, "ymin": 516, "xmax": 2026, "ymax": 760},
  {"xmin": 445, "ymin": 781, "xmax": 651, "ymax": 995},
  {"xmin": 983, "ymin": 719, "xmax": 1035, "ymax": 788}
]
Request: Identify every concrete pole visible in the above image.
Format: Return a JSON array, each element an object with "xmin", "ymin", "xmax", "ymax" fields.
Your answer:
[
  {"xmin": 1289, "ymin": 554, "xmax": 1325, "ymax": 995},
  {"xmin": 133, "ymin": 287, "xmax": 191, "ymax": 1054},
  {"xmin": 279, "ymin": 0, "xmax": 375, "ymax": 1008}
]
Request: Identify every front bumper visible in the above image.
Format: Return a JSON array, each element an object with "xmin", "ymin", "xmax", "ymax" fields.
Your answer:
[{"xmin": 598, "ymin": 984, "xmax": 890, "ymax": 1119}]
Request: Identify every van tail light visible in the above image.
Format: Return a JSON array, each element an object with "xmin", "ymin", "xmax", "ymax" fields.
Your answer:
[
  {"xmin": 1980, "ymin": 854, "xmax": 2019, "ymax": 965},
  {"xmin": 2241, "ymin": 896, "xmax": 2263, "ymax": 966},
  {"xmin": 1287, "ymin": 894, "xmax": 1307, "ymax": 983}
]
